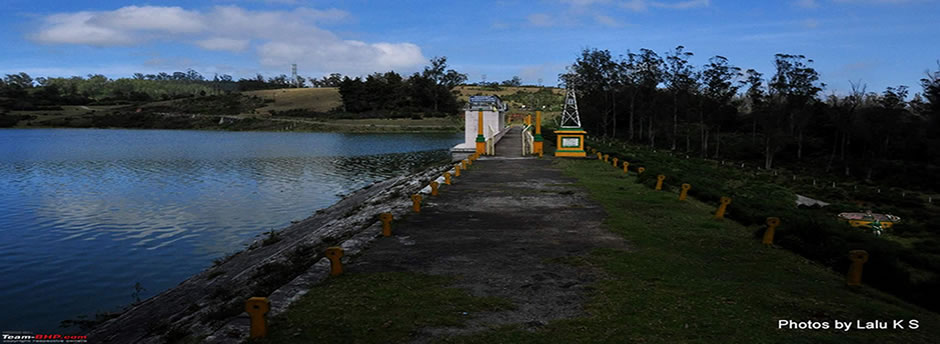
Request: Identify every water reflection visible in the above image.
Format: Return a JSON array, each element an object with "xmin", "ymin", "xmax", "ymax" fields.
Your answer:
[{"xmin": 0, "ymin": 129, "xmax": 459, "ymax": 331}]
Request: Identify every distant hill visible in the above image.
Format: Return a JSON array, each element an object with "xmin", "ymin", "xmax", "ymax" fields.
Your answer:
[{"xmin": 242, "ymin": 88, "xmax": 342, "ymax": 115}]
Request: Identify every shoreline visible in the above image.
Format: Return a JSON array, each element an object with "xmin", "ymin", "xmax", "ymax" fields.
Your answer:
[{"xmin": 86, "ymin": 161, "xmax": 454, "ymax": 343}]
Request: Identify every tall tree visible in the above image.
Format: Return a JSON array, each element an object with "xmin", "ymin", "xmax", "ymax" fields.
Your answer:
[{"xmin": 664, "ymin": 46, "xmax": 695, "ymax": 150}]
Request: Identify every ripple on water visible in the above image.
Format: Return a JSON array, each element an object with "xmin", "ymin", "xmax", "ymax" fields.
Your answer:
[{"xmin": 0, "ymin": 129, "xmax": 458, "ymax": 331}]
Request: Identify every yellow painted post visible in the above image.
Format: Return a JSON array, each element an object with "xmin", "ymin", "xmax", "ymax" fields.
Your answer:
[
  {"xmin": 714, "ymin": 196, "xmax": 732, "ymax": 220},
  {"xmin": 245, "ymin": 297, "xmax": 270, "ymax": 339},
  {"xmin": 475, "ymin": 111, "xmax": 486, "ymax": 154},
  {"xmin": 655, "ymin": 175, "xmax": 666, "ymax": 190},
  {"xmin": 762, "ymin": 217, "xmax": 780, "ymax": 246},
  {"xmin": 533, "ymin": 111, "xmax": 543, "ymax": 154},
  {"xmin": 411, "ymin": 194, "xmax": 422, "ymax": 213},
  {"xmin": 612, "ymin": 157, "xmax": 619, "ymax": 168},
  {"xmin": 603, "ymin": 154, "xmax": 609, "ymax": 163},
  {"xmin": 847, "ymin": 250, "xmax": 869, "ymax": 286},
  {"xmin": 678, "ymin": 183, "xmax": 691, "ymax": 201},
  {"xmin": 622, "ymin": 161, "xmax": 630, "ymax": 173},
  {"xmin": 462, "ymin": 159, "xmax": 468, "ymax": 170},
  {"xmin": 444, "ymin": 172, "xmax": 451, "ymax": 185},
  {"xmin": 637, "ymin": 167, "xmax": 646, "ymax": 175},
  {"xmin": 597, "ymin": 152, "xmax": 603, "ymax": 160},
  {"xmin": 454, "ymin": 165, "xmax": 461, "ymax": 177},
  {"xmin": 430, "ymin": 181, "xmax": 439, "ymax": 196},
  {"xmin": 379, "ymin": 213, "xmax": 393, "ymax": 237},
  {"xmin": 325, "ymin": 246, "xmax": 344, "ymax": 276}
]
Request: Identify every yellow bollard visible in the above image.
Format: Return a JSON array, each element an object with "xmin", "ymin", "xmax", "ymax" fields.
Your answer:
[
  {"xmin": 603, "ymin": 154, "xmax": 609, "ymax": 163},
  {"xmin": 325, "ymin": 246, "xmax": 344, "ymax": 276},
  {"xmin": 762, "ymin": 217, "xmax": 780, "ymax": 246},
  {"xmin": 379, "ymin": 213, "xmax": 393, "ymax": 237},
  {"xmin": 245, "ymin": 297, "xmax": 270, "ymax": 339},
  {"xmin": 454, "ymin": 165, "xmax": 461, "ymax": 177},
  {"xmin": 714, "ymin": 196, "xmax": 732, "ymax": 220},
  {"xmin": 444, "ymin": 172, "xmax": 451, "ymax": 185},
  {"xmin": 597, "ymin": 152, "xmax": 603, "ymax": 160},
  {"xmin": 678, "ymin": 183, "xmax": 691, "ymax": 201},
  {"xmin": 411, "ymin": 194, "xmax": 422, "ymax": 212},
  {"xmin": 430, "ymin": 181, "xmax": 439, "ymax": 196},
  {"xmin": 846, "ymin": 250, "xmax": 869, "ymax": 286},
  {"xmin": 612, "ymin": 157, "xmax": 619, "ymax": 168},
  {"xmin": 462, "ymin": 159, "xmax": 468, "ymax": 170},
  {"xmin": 622, "ymin": 161, "xmax": 630, "ymax": 173},
  {"xmin": 637, "ymin": 167, "xmax": 645, "ymax": 175},
  {"xmin": 655, "ymin": 175, "xmax": 666, "ymax": 190}
]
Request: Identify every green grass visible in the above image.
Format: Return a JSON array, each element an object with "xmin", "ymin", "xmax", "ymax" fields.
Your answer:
[
  {"xmin": 440, "ymin": 158, "xmax": 940, "ymax": 343},
  {"xmin": 258, "ymin": 272, "xmax": 513, "ymax": 344}
]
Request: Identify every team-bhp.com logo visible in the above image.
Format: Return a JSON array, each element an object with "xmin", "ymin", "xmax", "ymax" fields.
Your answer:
[{"xmin": 2, "ymin": 332, "xmax": 87, "ymax": 343}]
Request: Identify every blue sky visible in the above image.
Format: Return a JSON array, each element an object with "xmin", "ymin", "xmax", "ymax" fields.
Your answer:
[{"xmin": 1, "ymin": 0, "xmax": 938, "ymax": 95}]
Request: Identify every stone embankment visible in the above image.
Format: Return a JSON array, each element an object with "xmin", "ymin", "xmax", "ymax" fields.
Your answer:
[{"xmin": 89, "ymin": 162, "xmax": 455, "ymax": 344}]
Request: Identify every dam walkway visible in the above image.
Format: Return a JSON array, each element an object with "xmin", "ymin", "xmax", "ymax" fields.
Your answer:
[{"xmin": 342, "ymin": 127, "xmax": 628, "ymax": 339}]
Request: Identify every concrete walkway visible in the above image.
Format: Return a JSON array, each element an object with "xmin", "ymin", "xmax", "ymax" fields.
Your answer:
[
  {"xmin": 492, "ymin": 126, "xmax": 525, "ymax": 157},
  {"xmin": 348, "ymin": 150, "xmax": 628, "ymax": 340}
]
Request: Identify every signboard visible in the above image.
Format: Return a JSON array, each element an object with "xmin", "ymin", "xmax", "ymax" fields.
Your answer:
[{"xmin": 561, "ymin": 137, "xmax": 580, "ymax": 148}]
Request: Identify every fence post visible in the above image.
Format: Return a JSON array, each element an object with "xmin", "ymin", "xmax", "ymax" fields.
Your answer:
[
  {"xmin": 763, "ymin": 217, "xmax": 780, "ymax": 245},
  {"xmin": 847, "ymin": 250, "xmax": 869, "ymax": 286},
  {"xmin": 379, "ymin": 213, "xmax": 393, "ymax": 237},
  {"xmin": 714, "ymin": 197, "xmax": 732, "ymax": 220},
  {"xmin": 678, "ymin": 183, "xmax": 691, "ymax": 201},
  {"xmin": 655, "ymin": 175, "xmax": 666, "ymax": 191},
  {"xmin": 411, "ymin": 194, "xmax": 422, "ymax": 213},
  {"xmin": 325, "ymin": 247, "xmax": 345, "ymax": 276},
  {"xmin": 245, "ymin": 297, "xmax": 270, "ymax": 339}
]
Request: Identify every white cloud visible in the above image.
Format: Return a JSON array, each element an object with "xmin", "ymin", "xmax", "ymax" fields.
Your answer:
[
  {"xmin": 619, "ymin": 0, "xmax": 710, "ymax": 11},
  {"xmin": 594, "ymin": 15, "xmax": 622, "ymax": 27},
  {"xmin": 196, "ymin": 38, "xmax": 250, "ymax": 52},
  {"xmin": 621, "ymin": 0, "xmax": 649, "ymax": 11},
  {"xmin": 30, "ymin": 5, "xmax": 425, "ymax": 76},
  {"xmin": 527, "ymin": 13, "xmax": 554, "ymax": 27}
]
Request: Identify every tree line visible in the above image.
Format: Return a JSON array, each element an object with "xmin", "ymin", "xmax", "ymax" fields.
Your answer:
[
  {"xmin": 561, "ymin": 47, "xmax": 940, "ymax": 184},
  {"xmin": 336, "ymin": 57, "xmax": 467, "ymax": 116}
]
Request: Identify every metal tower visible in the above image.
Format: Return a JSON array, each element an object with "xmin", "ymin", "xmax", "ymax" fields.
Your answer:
[
  {"xmin": 560, "ymin": 88, "xmax": 582, "ymax": 128},
  {"xmin": 291, "ymin": 64, "xmax": 298, "ymax": 88}
]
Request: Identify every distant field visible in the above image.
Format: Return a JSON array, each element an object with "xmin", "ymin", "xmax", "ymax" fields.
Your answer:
[
  {"xmin": 243, "ymin": 88, "xmax": 342, "ymax": 114},
  {"xmin": 454, "ymin": 85, "xmax": 563, "ymax": 101}
]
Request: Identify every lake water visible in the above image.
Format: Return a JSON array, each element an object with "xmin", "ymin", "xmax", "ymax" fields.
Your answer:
[{"xmin": 0, "ymin": 128, "xmax": 461, "ymax": 332}]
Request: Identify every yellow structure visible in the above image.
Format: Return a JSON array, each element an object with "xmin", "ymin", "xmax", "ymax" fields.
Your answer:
[
  {"xmin": 475, "ymin": 110, "xmax": 486, "ymax": 154},
  {"xmin": 379, "ymin": 213, "xmax": 393, "ymax": 237},
  {"xmin": 678, "ymin": 183, "xmax": 691, "ymax": 201},
  {"xmin": 714, "ymin": 196, "xmax": 732, "ymax": 220},
  {"xmin": 655, "ymin": 175, "xmax": 666, "ymax": 190},
  {"xmin": 444, "ymin": 172, "xmax": 451, "ymax": 185},
  {"xmin": 245, "ymin": 297, "xmax": 270, "ymax": 339},
  {"xmin": 597, "ymin": 152, "xmax": 603, "ymax": 160},
  {"xmin": 454, "ymin": 165, "xmax": 461, "ymax": 177},
  {"xmin": 430, "ymin": 181, "xmax": 439, "ymax": 196},
  {"xmin": 411, "ymin": 194, "xmax": 422, "ymax": 212},
  {"xmin": 325, "ymin": 246, "xmax": 344, "ymax": 276},
  {"xmin": 555, "ymin": 127, "xmax": 588, "ymax": 157},
  {"xmin": 763, "ymin": 217, "xmax": 780, "ymax": 245},
  {"xmin": 622, "ymin": 161, "xmax": 629, "ymax": 173},
  {"xmin": 603, "ymin": 154, "xmax": 609, "ymax": 163},
  {"xmin": 637, "ymin": 167, "xmax": 645, "ymax": 174},
  {"xmin": 533, "ymin": 111, "xmax": 544, "ymax": 154},
  {"xmin": 847, "ymin": 250, "xmax": 869, "ymax": 286},
  {"xmin": 612, "ymin": 157, "xmax": 619, "ymax": 167}
]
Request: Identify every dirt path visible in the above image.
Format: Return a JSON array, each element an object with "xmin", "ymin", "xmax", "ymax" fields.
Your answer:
[{"xmin": 347, "ymin": 151, "xmax": 628, "ymax": 341}]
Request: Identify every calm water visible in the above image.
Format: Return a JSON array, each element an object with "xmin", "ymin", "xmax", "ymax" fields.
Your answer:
[{"xmin": 0, "ymin": 128, "xmax": 461, "ymax": 331}]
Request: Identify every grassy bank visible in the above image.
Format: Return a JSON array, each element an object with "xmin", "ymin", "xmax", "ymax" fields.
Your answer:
[
  {"xmin": 259, "ymin": 157, "xmax": 939, "ymax": 343},
  {"xmin": 438, "ymin": 158, "xmax": 939, "ymax": 343},
  {"xmin": 581, "ymin": 136, "xmax": 940, "ymax": 314}
]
